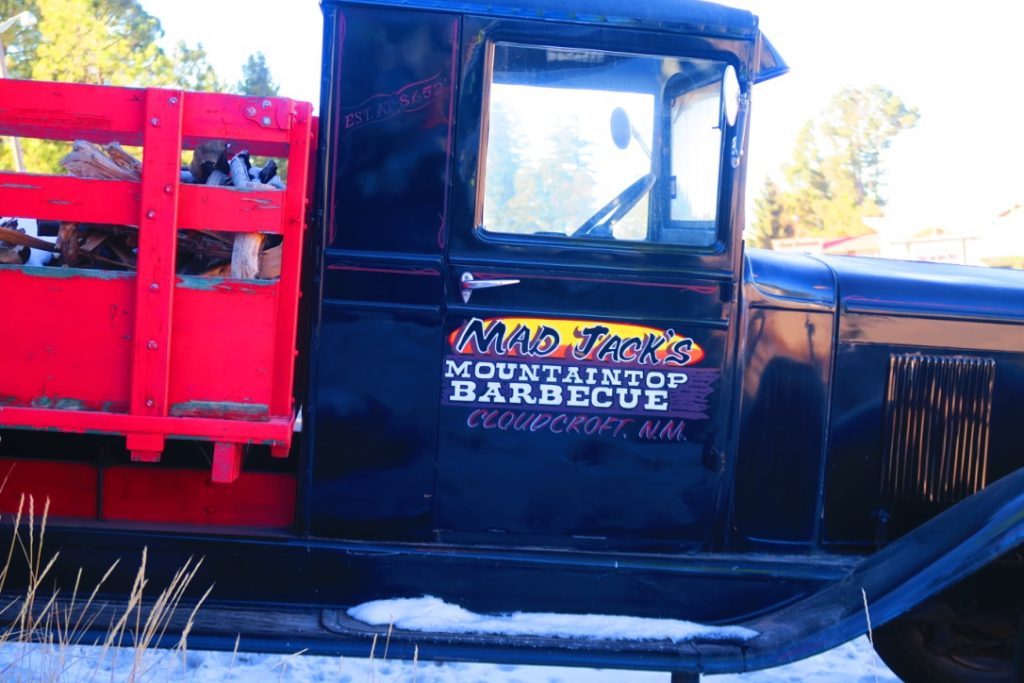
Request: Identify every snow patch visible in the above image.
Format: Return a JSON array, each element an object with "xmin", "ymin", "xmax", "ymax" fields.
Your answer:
[{"xmin": 348, "ymin": 595, "xmax": 759, "ymax": 643}]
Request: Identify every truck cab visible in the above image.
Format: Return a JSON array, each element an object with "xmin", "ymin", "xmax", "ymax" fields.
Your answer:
[{"xmin": 312, "ymin": 0, "xmax": 778, "ymax": 553}]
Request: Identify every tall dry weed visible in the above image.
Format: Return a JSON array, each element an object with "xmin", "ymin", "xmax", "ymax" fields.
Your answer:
[{"xmin": 0, "ymin": 494, "xmax": 211, "ymax": 683}]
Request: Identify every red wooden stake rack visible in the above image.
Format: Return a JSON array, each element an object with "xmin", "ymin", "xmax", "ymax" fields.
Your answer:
[{"xmin": 0, "ymin": 80, "xmax": 313, "ymax": 483}]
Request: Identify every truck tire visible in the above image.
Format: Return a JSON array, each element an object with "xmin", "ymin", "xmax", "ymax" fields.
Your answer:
[{"xmin": 872, "ymin": 599, "xmax": 1018, "ymax": 682}]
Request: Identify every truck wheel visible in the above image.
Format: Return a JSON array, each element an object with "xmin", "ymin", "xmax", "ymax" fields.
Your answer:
[{"xmin": 872, "ymin": 600, "xmax": 1018, "ymax": 682}]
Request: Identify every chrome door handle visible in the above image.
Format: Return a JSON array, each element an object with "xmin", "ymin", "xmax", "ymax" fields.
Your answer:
[{"xmin": 461, "ymin": 272, "xmax": 520, "ymax": 303}]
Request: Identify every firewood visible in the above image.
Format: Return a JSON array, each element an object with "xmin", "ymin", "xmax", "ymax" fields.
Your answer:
[
  {"xmin": 198, "ymin": 230, "xmax": 233, "ymax": 246},
  {"xmin": 60, "ymin": 140, "xmax": 141, "ymax": 181},
  {"xmin": 228, "ymin": 152, "xmax": 271, "ymax": 279},
  {"xmin": 228, "ymin": 153, "xmax": 252, "ymax": 188},
  {"xmin": 258, "ymin": 243, "xmax": 282, "ymax": 279},
  {"xmin": 57, "ymin": 222, "xmax": 80, "ymax": 265},
  {"xmin": 205, "ymin": 169, "xmax": 229, "ymax": 186},
  {"xmin": 200, "ymin": 263, "xmax": 232, "ymax": 278},
  {"xmin": 0, "ymin": 248, "xmax": 25, "ymax": 264},
  {"xmin": 79, "ymin": 231, "xmax": 112, "ymax": 255},
  {"xmin": 107, "ymin": 239, "xmax": 136, "ymax": 268},
  {"xmin": 40, "ymin": 139, "xmax": 286, "ymax": 276},
  {"xmin": 258, "ymin": 160, "xmax": 278, "ymax": 184},
  {"xmin": 248, "ymin": 162, "xmax": 285, "ymax": 190},
  {"xmin": 103, "ymin": 143, "xmax": 143, "ymax": 178},
  {"xmin": 0, "ymin": 225, "xmax": 58, "ymax": 252},
  {"xmin": 231, "ymin": 232, "xmax": 265, "ymax": 279},
  {"xmin": 178, "ymin": 231, "xmax": 233, "ymax": 260},
  {"xmin": 189, "ymin": 140, "xmax": 227, "ymax": 183}
]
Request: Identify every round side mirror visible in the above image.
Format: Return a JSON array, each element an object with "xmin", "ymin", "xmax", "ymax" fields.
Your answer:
[
  {"xmin": 722, "ymin": 65, "xmax": 741, "ymax": 127},
  {"xmin": 610, "ymin": 107, "xmax": 631, "ymax": 150}
]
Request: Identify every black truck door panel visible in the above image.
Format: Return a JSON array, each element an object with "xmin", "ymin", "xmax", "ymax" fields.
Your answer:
[{"xmin": 435, "ymin": 23, "xmax": 743, "ymax": 551}]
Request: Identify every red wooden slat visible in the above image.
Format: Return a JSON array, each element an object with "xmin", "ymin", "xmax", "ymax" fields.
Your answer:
[
  {"xmin": 177, "ymin": 184, "xmax": 284, "ymax": 234},
  {"xmin": 212, "ymin": 442, "xmax": 243, "ymax": 483},
  {"xmin": 0, "ymin": 173, "xmax": 139, "ymax": 225},
  {"xmin": 130, "ymin": 90, "xmax": 183, "ymax": 433},
  {"xmin": 0, "ymin": 269, "xmax": 280, "ymax": 415},
  {"xmin": 0, "ymin": 459, "xmax": 98, "ymax": 519},
  {"xmin": 181, "ymin": 91, "xmax": 292, "ymax": 157},
  {"xmin": 0, "ymin": 268, "xmax": 133, "ymax": 410},
  {"xmin": 102, "ymin": 467, "xmax": 296, "ymax": 527},
  {"xmin": 0, "ymin": 81, "xmax": 294, "ymax": 155},
  {"xmin": 169, "ymin": 278, "xmax": 277, "ymax": 411},
  {"xmin": 0, "ymin": 80, "xmax": 146, "ymax": 145},
  {"xmin": 270, "ymin": 101, "xmax": 314, "ymax": 418},
  {"xmin": 0, "ymin": 406, "xmax": 294, "ymax": 446},
  {"xmin": 0, "ymin": 174, "xmax": 284, "ymax": 235}
]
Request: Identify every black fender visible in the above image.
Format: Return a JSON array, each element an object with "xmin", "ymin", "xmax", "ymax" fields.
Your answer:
[{"xmin": 716, "ymin": 464, "xmax": 1024, "ymax": 674}]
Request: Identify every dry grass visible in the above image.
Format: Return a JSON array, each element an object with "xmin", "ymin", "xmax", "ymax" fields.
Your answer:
[
  {"xmin": 0, "ymin": 493, "xmax": 412, "ymax": 682},
  {"xmin": 0, "ymin": 494, "xmax": 211, "ymax": 683}
]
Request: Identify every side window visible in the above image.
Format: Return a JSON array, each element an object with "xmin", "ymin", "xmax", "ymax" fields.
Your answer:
[
  {"xmin": 665, "ymin": 81, "xmax": 723, "ymax": 246},
  {"xmin": 479, "ymin": 42, "xmax": 727, "ymax": 247}
]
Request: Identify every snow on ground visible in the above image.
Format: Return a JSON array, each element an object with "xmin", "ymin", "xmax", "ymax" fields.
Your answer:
[
  {"xmin": 0, "ymin": 595, "xmax": 897, "ymax": 681},
  {"xmin": 0, "ymin": 635, "xmax": 898, "ymax": 682},
  {"xmin": 349, "ymin": 596, "xmax": 758, "ymax": 643}
]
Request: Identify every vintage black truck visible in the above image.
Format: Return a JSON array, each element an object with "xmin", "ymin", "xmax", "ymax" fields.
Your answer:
[{"xmin": 0, "ymin": 0, "xmax": 1022, "ymax": 680}]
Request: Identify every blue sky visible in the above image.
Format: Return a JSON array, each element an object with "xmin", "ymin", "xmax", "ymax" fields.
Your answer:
[{"xmin": 143, "ymin": 0, "xmax": 1024, "ymax": 231}]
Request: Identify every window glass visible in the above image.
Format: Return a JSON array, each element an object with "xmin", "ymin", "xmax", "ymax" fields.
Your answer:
[
  {"xmin": 480, "ymin": 43, "xmax": 727, "ymax": 247},
  {"xmin": 666, "ymin": 82, "xmax": 722, "ymax": 246}
]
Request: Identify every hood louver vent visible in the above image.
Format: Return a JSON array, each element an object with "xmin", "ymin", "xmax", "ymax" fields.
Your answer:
[{"xmin": 882, "ymin": 354, "xmax": 995, "ymax": 504}]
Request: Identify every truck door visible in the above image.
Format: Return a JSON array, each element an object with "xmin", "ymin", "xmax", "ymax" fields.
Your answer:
[{"xmin": 437, "ymin": 25, "xmax": 744, "ymax": 552}]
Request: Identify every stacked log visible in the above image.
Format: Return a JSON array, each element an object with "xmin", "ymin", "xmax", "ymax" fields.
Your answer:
[{"xmin": 18, "ymin": 140, "xmax": 288, "ymax": 278}]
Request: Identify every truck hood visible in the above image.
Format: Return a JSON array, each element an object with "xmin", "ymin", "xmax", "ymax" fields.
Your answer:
[
  {"xmin": 745, "ymin": 249, "xmax": 1024, "ymax": 325},
  {"xmin": 818, "ymin": 254, "xmax": 1024, "ymax": 325}
]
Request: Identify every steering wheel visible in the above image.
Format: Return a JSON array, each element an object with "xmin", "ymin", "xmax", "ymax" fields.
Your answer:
[{"xmin": 571, "ymin": 173, "xmax": 656, "ymax": 238}]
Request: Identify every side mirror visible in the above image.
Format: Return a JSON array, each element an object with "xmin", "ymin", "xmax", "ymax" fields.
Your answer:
[
  {"xmin": 610, "ymin": 107, "xmax": 632, "ymax": 150},
  {"xmin": 722, "ymin": 65, "xmax": 741, "ymax": 127}
]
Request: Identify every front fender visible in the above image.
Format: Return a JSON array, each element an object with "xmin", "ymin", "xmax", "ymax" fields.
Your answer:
[{"xmin": 712, "ymin": 464, "xmax": 1024, "ymax": 674}]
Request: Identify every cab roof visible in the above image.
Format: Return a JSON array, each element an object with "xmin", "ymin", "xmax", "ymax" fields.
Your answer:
[{"xmin": 324, "ymin": 0, "xmax": 787, "ymax": 82}]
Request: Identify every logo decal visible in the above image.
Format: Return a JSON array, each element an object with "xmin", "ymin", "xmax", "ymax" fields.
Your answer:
[
  {"xmin": 442, "ymin": 317, "xmax": 718, "ymax": 441},
  {"xmin": 342, "ymin": 72, "xmax": 449, "ymax": 134},
  {"xmin": 447, "ymin": 317, "xmax": 705, "ymax": 366}
]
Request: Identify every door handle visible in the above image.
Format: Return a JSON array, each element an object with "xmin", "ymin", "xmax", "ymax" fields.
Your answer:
[{"xmin": 460, "ymin": 272, "xmax": 520, "ymax": 303}]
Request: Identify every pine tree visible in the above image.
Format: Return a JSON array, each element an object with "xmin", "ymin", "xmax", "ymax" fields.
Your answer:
[
  {"xmin": 0, "ymin": 0, "xmax": 41, "ymax": 79},
  {"xmin": 749, "ymin": 178, "xmax": 791, "ymax": 248},
  {"xmin": 503, "ymin": 115, "xmax": 598, "ymax": 235},
  {"xmin": 0, "ymin": 1, "xmax": 41, "ymax": 168},
  {"xmin": 1, "ymin": 0, "xmax": 226, "ymax": 172},
  {"xmin": 482, "ymin": 101, "xmax": 526, "ymax": 231},
  {"xmin": 31, "ymin": 0, "xmax": 175, "ymax": 86},
  {"xmin": 236, "ymin": 52, "xmax": 278, "ymax": 97},
  {"xmin": 756, "ymin": 86, "xmax": 919, "ymax": 243},
  {"xmin": 173, "ymin": 41, "xmax": 222, "ymax": 92}
]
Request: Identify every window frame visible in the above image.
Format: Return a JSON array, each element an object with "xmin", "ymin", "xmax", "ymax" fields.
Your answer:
[
  {"xmin": 655, "ymin": 71, "xmax": 730, "ymax": 247},
  {"xmin": 473, "ymin": 36, "xmax": 737, "ymax": 256}
]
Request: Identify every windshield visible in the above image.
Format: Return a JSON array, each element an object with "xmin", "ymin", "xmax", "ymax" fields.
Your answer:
[{"xmin": 480, "ymin": 43, "xmax": 727, "ymax": 247}]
